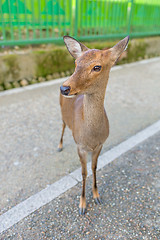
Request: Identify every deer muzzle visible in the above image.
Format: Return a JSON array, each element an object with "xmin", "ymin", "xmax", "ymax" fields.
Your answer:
[{"xmin": 60, "ymin": 85, "xmax": 71, "ymax": 96}]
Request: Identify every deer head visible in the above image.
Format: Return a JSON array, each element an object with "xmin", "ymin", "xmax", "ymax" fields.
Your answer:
[{"xmin": 60, "ymin": 36, "xmax": 129, "ymax": 97}]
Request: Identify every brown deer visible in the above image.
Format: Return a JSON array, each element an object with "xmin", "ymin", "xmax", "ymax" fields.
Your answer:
[{"xmin": 58, "ymin": 35, "xmax": 129, "ymax": 215}]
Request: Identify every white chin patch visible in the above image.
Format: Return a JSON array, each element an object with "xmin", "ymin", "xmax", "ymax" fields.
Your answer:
[{"xmin": 63, "ymin": 94, "xmax": 76, "ymax": 98}]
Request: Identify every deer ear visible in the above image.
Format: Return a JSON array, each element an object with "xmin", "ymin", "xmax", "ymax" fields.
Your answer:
[
  {"xmin": 63, "ymin": 36, "xmax": 89, "ymax": 59},
  {"xmin": 110, "ymin": 36, "xmax": 130, "ymax": 62}
]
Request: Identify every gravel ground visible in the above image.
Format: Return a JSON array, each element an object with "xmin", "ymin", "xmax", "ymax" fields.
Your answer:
[{"xmin": 1, "ymin": 131, "xmax": 160, "ymax": 240}]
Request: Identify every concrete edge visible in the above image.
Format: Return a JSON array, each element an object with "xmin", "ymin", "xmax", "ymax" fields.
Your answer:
[
  {"xmin": 0, "ymin": 57, "xmax": 160, "ymax": 97},
  {"xmin": 0, "ymin": 119, "xmax": 160, "ymax": 234}
]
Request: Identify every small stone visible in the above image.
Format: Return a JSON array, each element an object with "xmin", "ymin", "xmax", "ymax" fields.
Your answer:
[
  {"xmin": 52, "ymin": 73, "xmax": 60, "ymax": 79},
  {"xmin": 12, "ymin": 81, "xmax": 20, "ymax": 88},
  {"xmin": 65, "ymin": 70, "xmax": 70, "ymax": 76},
  {"xmin": 46, "ymin": 75, "xmax": 53, "ymax": 80},
  {"xmin": 33, "ymin": 147, "xmax": 38, "ymax": 151},
  {"xmin": 54, "ymin": 28, "xmax": 59, "ymax": 33},
  {"xmin": 14, "ymin": 161, "xmax": 19, "ymax": 166},
  {"xmin": 0, "ymin": 85, "xmax": 4, "ymax": 91},
  {"xmin": 14, "ymin": 45, "xmax": 19, "ymax": 50},
  {"xmin": 4, "ymin": 82, "xmax": 12, "ymax": 90},
  {"xmin": 60, "ymin": 72, "xmax": 65, "ymax": 78},
  {"xmin": 30, "ymin": 78, "xmax": 37, "ymax": 84},
  {"xmin": 20, "ymin": 79, "xmax": 28, "ymax": 87},
  {"xmin": 38, "ymin": 77, "xmax": 45, "ymax": 82}
]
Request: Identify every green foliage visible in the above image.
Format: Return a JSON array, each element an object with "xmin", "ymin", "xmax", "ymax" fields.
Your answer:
[
  {"xmin": 128, "ymin": 41, "xmax": 148, "ymax": 62},
  {"xmin": 34, "ymin": 49, "xmax": 74, "ymax": 77},
  {"xmin": 1, "ymin": 54, "xmax": 20, "ymax": 83}
]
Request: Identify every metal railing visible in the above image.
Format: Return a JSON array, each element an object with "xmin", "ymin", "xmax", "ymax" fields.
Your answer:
[{"xmin": 0, "ymin": 0, "xmax": 160, "ymax": 46}]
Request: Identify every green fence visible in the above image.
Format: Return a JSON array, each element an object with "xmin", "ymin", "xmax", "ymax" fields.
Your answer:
[
  {"xmin": 0, "ymin": 0, "xmax": 73, "ymax": 45},
  {"xmin": 0, "ymin": 0, "xmax": 160, "ymax": 46}
]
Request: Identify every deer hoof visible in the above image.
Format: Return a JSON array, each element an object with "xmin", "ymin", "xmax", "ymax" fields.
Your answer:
[
  {"xmin": 57, "ymin": 147, "xmax": 63, "ymax": 152},
  {"xmin": 79, "ymin": 196, "xmax": 86, "ymax": 215},
  {"xmin": 79, "ymin": 207, "xmax": 86, "ymax": 215},
  {"xmin": 94, "ymin": 197, "xmax": 101, "ymax": 205}
]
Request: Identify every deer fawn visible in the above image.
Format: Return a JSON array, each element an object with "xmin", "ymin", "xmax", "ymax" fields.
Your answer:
[{"xmin": 58, "ymin": 35, "xmax": 129, "ymax": 215}]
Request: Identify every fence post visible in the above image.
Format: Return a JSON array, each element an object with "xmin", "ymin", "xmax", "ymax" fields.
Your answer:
[
  {"xmin": 74, "ymin": 0, "xmax": 78, "ymax": 38},
  {"xmin": 127, "ymin": 0, "xmax": 134, "ymax": 35}
]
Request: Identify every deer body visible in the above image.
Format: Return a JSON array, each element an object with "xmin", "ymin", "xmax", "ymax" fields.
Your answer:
[
  {"xmin": 60, "ymin": 92, "xmax": 109, "ymax": 151},
  {"xmin": 58, "ymin": 36, "xmax": 129, "ymax": 215}
]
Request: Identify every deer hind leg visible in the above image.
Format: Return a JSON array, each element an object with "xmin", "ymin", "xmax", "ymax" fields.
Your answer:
[
  {"xmin": 57, "ymin": 121, "xmax": 66, "ymax": 152},
  {"xmin": 78, "ymin": 147, "xmax": 87, "ymax": 215},
  {"xmin": 92, "ymin": 145, "xmax": 102, "ymax": 204}
]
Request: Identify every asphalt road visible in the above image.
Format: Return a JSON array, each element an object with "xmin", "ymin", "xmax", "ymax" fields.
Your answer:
[
  {"xmin": 0, "ymin": 58, "xmax": 160, "ymax": 238},
  {"xmin": 1, "ymin": 128, "xmax": 160, "ymax": 239}
]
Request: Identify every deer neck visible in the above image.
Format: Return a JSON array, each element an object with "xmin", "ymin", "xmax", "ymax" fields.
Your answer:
[{"xmin": 83, "ymin": 80, "xmax": 108, "ymax": 126}]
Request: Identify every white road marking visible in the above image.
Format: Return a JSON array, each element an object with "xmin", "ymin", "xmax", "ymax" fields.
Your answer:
[
  {"xmin": 0, "ymin": 57, "xmax": 159, "ymax": 97},
  {"xmin": 0, "ymin": 120, "xmax": 160, "ymax": 234},
  {"xmin": 0, "ymin": 176, "xmax": 77, "ymax": 234}
]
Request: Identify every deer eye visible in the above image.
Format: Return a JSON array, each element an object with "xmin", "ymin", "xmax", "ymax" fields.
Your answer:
[{"xmin": 93, "ymin": 65, "xmax": 102, "ymax": 72}]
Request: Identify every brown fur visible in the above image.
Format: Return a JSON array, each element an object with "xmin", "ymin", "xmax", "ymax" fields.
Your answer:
[{"xmin": 58, "ymin": 36, "xmax": 129, "ymax": 214}]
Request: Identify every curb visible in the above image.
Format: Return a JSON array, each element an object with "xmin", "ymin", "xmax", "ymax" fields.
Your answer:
[{"xmin": 0, "ymin": 57, "xmax": 160, "ymax": 97}]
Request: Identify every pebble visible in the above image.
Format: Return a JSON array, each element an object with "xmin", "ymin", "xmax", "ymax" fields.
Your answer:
[
  {"xmin": 46, "ymin": 75, "xmax": 53, "ymax": 80},
  {"xmin": 20, "ymin": 79, "xmax": 28, "ymax": 86},
  {"xmin": 38, "ymin": 77, "xmax": 45, "ymax": 82}
]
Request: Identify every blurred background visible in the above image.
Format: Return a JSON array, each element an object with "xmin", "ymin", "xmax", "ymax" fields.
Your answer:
[
  {"xmin": 0, "ymin": 1, "xmax": 160, "ymax": 237},
  {"xmin": 0, "ymin": 0, "xmax": 160, "ymax": 43},
  {"xmin": 0, "ymin": 0, "xmax": 160, "ymax": 90}
]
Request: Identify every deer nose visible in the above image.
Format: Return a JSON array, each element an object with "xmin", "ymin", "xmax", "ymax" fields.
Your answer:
[{"xmin": 60, "ymin": 85, "xmax": 71, "ymax": 96}]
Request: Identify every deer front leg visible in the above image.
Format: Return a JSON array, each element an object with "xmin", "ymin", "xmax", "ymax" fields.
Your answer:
[
  {"xmin": 57, "ymin": 121, "xmax": 66, "ymax": 152},
  {"xmin": 92, "ymin": 145, "xmax": 102, "ymax": 204},
  {"xmin": 78, "ymin": 147, "xmax": 87, "ymax": 215}
]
